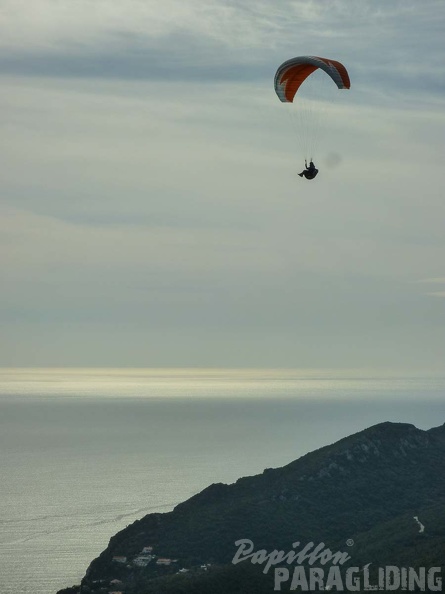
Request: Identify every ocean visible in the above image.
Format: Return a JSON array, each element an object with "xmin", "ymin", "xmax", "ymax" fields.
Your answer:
[{"xmin": 0, "ymin": 368, "xmax": 444, "ymax": 594}]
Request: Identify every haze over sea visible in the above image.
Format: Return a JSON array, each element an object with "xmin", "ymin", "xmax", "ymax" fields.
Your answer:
[{"xmin": 1, "ymin": 368, "xmax": 444, "ymax": 594}]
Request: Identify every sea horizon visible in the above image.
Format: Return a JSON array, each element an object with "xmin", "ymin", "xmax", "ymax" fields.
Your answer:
[{"xmin": 1, "ymin": 366, "xmax": 444, "ymax": 399}]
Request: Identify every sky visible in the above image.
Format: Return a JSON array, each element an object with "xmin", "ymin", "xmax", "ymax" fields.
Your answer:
[{"xmin": 1, "ymin": 0, "xmax": 444, "ymax": 371}]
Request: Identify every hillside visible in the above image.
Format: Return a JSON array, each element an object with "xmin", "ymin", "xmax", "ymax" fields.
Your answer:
[{"xmin": 58, "ymin": 421, "xmax": 445, "ymax": 593}]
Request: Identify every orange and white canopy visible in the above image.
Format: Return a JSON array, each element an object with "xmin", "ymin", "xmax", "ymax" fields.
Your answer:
[{"xmin": 274, "ymin": 56, "xmax": 350, "ymax": 103}]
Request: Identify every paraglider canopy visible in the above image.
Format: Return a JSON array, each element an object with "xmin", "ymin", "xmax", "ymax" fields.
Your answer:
[{"xmin": 274, "ymin": 56, "xmax": 350, "ymax": 103}]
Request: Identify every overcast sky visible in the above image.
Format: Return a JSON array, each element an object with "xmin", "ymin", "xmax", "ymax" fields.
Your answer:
[{"xmin": 1, "ymin": 0, "xmax": 444, "ymax": 371}]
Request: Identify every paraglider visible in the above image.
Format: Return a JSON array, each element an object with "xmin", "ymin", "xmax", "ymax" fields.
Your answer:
[
  {"xmin": 298, "ymin": 160, "xmax": 318, "ymax": 180},
  {"xmin": 274, "ymin": 56, "xmax": 350, "ymax": 179}
]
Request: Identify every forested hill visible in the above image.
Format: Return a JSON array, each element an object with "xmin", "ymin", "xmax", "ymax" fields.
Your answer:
[{"xmin": 58, "ymin": 421, "xmax": 445, "ymax": 594}]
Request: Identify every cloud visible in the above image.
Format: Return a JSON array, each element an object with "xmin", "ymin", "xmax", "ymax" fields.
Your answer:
[
  {"xmin": 1, "ymin": 0, "xmax": 445, "ymax": 368},
  {"xmin": 1, "ymin": 0, "xmax": 444, "ymax": 106},
  {"xmin": 416, "ymin": 278, "xmax": 445, "ymax": 284},
  {"xmin": 415, "ymin": 278, "xmax": 445, "ymax": 298}
]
